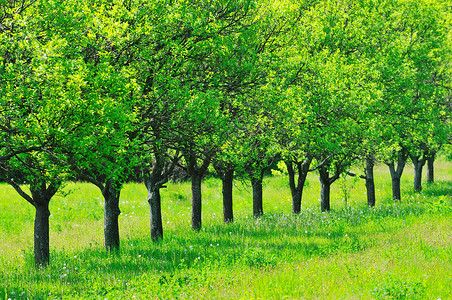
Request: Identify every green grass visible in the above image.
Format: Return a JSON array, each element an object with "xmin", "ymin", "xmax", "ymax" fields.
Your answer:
[{"xmin": 0, "ymin": 162, "xmax": 451, "ymax": 299}]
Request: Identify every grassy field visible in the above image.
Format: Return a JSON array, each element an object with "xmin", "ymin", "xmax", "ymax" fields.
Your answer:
[{"xmin": 0, "ymin": 161, "xmax": 451, "ymax": 299}]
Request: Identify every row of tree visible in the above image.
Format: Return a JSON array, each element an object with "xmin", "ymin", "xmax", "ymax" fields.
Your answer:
[{"xmin": 1, "ymin": 0, "xmax": 451, "ymax": 266}]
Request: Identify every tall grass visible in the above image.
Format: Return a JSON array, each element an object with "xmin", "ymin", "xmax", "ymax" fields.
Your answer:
[{"xmin": 0, "ymin": 161, "xmax": 451, "ymax": 299}]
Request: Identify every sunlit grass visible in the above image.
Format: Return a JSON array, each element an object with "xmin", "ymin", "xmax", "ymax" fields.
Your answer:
[{"xmin": 0, "ymin": 161, "xmax": 451, "ymax": 299}]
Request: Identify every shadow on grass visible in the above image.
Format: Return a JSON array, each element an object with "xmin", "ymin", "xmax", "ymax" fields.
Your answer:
[
  {"xmin": 423, "ymin": 181, "xmax": 452, "ymax": 197},
  {"xmin": 61, "ymin": 203, "xmax": 421, "ymax": 276}
]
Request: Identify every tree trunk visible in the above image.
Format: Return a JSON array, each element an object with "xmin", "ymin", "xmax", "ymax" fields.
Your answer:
[
  {"xmin": 319, "ymin": 166, "xmax": 331, "ymax": 212},
  {"xmin": 427, "ymin": 155, "xmax": 435, "ymax": 183},
  {"xmin": 388, "ymin": 164, "xmax": 402, "ymax": 201},
  {"xmin": 28, "ymin": 180, "xmax": 60, "ymax": 267},
  {"xmin": 386, "ymin": 149, "xmax": 407, "ymax": 201},
  {"xmin": 286, "ymin": 159, "xmax": 310, "ymax": 214},
  {"xmin": 221, "ymin": 169, "xmax": 234, "ymax": 223},
  {"xmin": 287, "ymin": 162, "xmax": 301, "ymax": 214},
  {"xmin": 34, "ymin": 200, "xmax": 50, "ymax": 266},
  {"xmin": 103, "ymin": 179, "xmax": 121, "ymax": 251},
  {"xmin": 392, "ymin": 176, "xmax": 401, "ymax": 200},
  {"xmin": 365, "ymin": 156, "xmax": 376, "ymax": 207},
  {"xmin": 191, "ymin": 173, "xmax": 202, "ymax": 231},
  {"xmin": 411, "ymin": 156, "xmax": 425, "ymax": 193},
  {"xmin": 147, "ymin": 185, "xmax": 163, "ymax": 241},
  {"xmin": 144, "ymin": 168, "xmax": 165, "ymax": 242},
  {"xmin": 185, "ymin": 154, "xmax": 210, "ymax": 231},
  {"xmin": 251, "ymin": 176, "xmax": 263, "ymax": 218}
]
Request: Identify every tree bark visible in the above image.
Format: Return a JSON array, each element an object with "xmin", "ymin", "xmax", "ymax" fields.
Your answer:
[
  {"xmin": 411, "ymin": 155, "xmax": 426, "ymax": 193},
  {"xmin": 184, "ymin": 153, "xmax": 211, "ymax": 231},
  {"xmin": 29, "ymin": 180, "xmax": 59, "ymax": 267},
  {"xmin": 427, "ymin": 154, "xmax": 435, "ymax": 183},
  {"xmin": 191, "ymin": 173, "xmax": 202, "ymax": 231},
  {"xmin": 103, "ymin": 179, "xmax": 121, "ymax": 251},
  {"xmin": 147, "ymin": 184, "xmax": 163, "ymax": 241},
  {"xmin": 392, "ymin": 176, "xmax": 401, "ymax": 200},
  {"xmin": 365, "ymin": 156, "xmax": 376, "ymax": 207},
  {"xmin": 286, "ymin": 158, "xmax": 311, "ymax": 214},
  {"xmin": 34, "ymin": 200, "xmax": 50, "ymax": 267},
  {"xmin": 221, "ymin": 169, "xmax": 234, "ymax": 223},
  {"xmin": 251, "ymin": 176, "xmax": 263, "ymax": 218},
  {"xmin": 319, "ymin": 166, "xmax": 331, "ymax": 212},
  {"xmin": 143, "ymin": 165, "xmax": 165, "ymax": 242},
  {"xmin": 386, "ymin": 149, "xmax": 408, "ymax": 201}
]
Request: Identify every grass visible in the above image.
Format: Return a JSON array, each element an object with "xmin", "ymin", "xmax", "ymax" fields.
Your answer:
[{"xmin": 0, "ymin": 161, "xmax": 451, "ymax": 299}]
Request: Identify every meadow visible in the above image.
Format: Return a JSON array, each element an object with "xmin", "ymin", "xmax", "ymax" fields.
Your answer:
[{"xmin": 0, "ymin": 161, "xmax": 451, "ymax": 299}]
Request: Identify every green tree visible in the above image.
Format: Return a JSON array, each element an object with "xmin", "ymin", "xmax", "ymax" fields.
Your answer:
[
  {"xmin": 276, "ymin": 0, "xmax": 373, "ymax": 211},
  {"xmin": 0, "ymin": 0, "xmax": 99, "ymax": 264}
]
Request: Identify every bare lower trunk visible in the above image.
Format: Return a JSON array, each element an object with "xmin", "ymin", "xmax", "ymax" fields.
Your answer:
[
  {"xmin": 427, "ymin": 155, "xmax": 434, "ymax": 183},
  {"xmin": 413, "ymin": 161, "xmax": 423, "ymax": 193},
  {"xmin": 365, "ymin": 157, "xmax": 376, "ymax": 207},
  {"xmin": 34, "ymin": 201, "xmax": 50, "ymax": 266},
  {"xmin": 222, "ymin": 170, "xmax": 234, "ymax": 223},
  {"xmin": 319, "ymin": 167, "xmax": 331, "ymax": 212},
  {"xmin": 252, "ymin": 177, "xmax": 263, "ymax": 218},
  {"xmin": 386, "ymin": 149, "xmax": 407, "ymax": 201},
  {"xmin": 144, "ymin": 168, "xmax": 164, "ymax": 242},
  {"xmin": 286, "ymin": 159, "xmax": 310, "ymax": 214},
  {"xmin": 388, "ymin": 163, "xmax": 402, "ymax": 200},
  {"xmin": 191, "ymin": 174, "xmax": 202, "ymax": 231},
  {"xmin": 103, "ymin": 179, "xmax": 121, "ymax": 251},
  {"xmin": 148, "ymin": 186, "xmax": 163, "ymax": 241},
  {"xmin": 392, "ymin": 176, "xmax": 401, "ymax": 200},
  {"xmin": 411, "ymin": 155, "xmax": 427, "ymax": 193},
  {"xmin": 185, "ymin": 154, "xmax": 210, "ymax": 231},
  {"xmin": 28, "ymin": 180, "xmax": 59, "ymax": 267}
]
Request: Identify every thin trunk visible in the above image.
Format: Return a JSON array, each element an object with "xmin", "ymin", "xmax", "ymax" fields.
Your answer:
[
  {"xmin": 286, "ymin": 161, "xmax": 301, "ymax": 214},
  {"xmin": 222, "ymin": 169, "xmax": 234, "ymax": 223},
  {"xmin": 365, "ymin": 156, "xmax": 376, "ymax": 207},
  {"xmin": 185, "ymin": 154, "xmax": 211, "ymax": 231},
  {"xmin": 34, "ymin": 200, "xmax": 50, "ymax": 266},
  {"xmin": 103, "ymin": 179, "xmax": 121, "ymax": 251},
  {"xmin": 386, "ymin": 150, "xmax": 407, "ymax": 201},
  {"xmin": 388, "ymin": 164, "xmax": 402, "ymax": 200},
  {"xmin": 319, "ymin": 166, "xmax": 331, "ymax": 212},
  {"xmin": 148, "ymin": 186, "xmax": 163, "ymax": 241},
  {"xmin": 392, "ymin": 176, "xmax": 401, "ymax": 200},
  {"xmin": 286, "ymin": 160, "xmax": 310, "ymax": 214},
  {"xmin": 191, "ymin": 174, "xmax": 202, "ymax": 231},
  {"xmin": 411, "ymin": 156, "xmax": 424, "ymax": 193},
  {"xmin": 29, "ymin": 180, "xmax": 59, "ymax": 267},
  {"xmin": 252, "ymin": 176, "xmax": 263, "ymax": 218},
  {"xmin": 427, "ymin": 155, "xmax": 435, "ymax": 183},
  {"xmin": 144, "ymin": 168, "xmax": 165, "ymax": 242}
]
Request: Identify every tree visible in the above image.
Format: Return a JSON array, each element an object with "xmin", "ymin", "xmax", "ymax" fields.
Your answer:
[
  {"xmin": 45, "ymin": 0, "xmax": 140, "ymax": 251},
  {"xmin": 165, "ymin": 0, "xmax": 272, "ymax": 228},
  {"xmin": 0, "ymin": 0, "xmax": 98, "ymax": 264},
  {"xmin": 369, "ymin": 0, "xmax": 451, "ymax": 197},
  {"xmin": 275, "ymin": 0, "xmax": 373, "ymax": 211}
]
